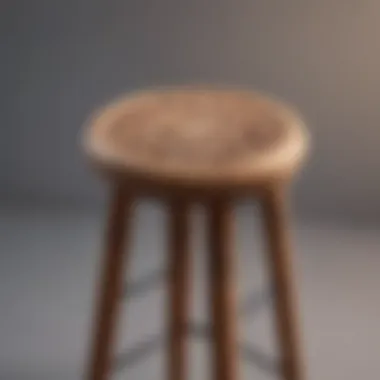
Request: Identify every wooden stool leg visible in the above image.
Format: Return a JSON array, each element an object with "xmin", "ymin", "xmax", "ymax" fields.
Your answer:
[
  {"xmin": 260, "ymin": 188, "xmax": 305, "ymax": 380},
  {"xmin": 167, "ymin": 201, "xmax": 191, "ymax": 380},
  {"xmin": 207, "ymin": 201, "xmax": 238, "ymax": 380},
  {"xmin": 87, "ymin": 186, "xmax": 131, "ymax": 380}
]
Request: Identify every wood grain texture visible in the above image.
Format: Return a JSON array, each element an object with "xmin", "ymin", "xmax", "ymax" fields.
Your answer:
[
  {"xmin": 207, "ymin": 200, "xmax": 239, "ymax": 380},
  {"xmin": 167, "ymin": 200, "xmax": 192, "ymax": 380},
  {"xmin": 261, "ymin": 187, "xmax": 305, "ymax": 380},
  {"xmin": 83, "ymin": 86, "xmax": 308, "ymax": 191},
  {"xmin": 86, "ymin": 186, "xmax": 131, "ymax": 380}
]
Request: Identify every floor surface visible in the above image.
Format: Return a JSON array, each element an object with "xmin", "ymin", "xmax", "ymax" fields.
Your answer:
[{"xmin": 0, "ymin": 203, "xmax": 379, "ymax": 380}]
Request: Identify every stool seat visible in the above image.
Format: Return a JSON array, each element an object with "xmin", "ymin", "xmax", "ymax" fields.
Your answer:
[{"xmin": 84, "ymin": 87, "xmax": 308, "ymax": 192}]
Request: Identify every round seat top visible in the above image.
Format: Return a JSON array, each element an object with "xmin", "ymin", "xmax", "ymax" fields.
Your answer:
[{"xmin": 84, "ymin": 87, "xmax": 308, "ymax": 192}]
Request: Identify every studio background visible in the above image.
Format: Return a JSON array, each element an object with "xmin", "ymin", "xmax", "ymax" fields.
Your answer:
[{"xmin": 1, "ymin": 1, "xmax": 379, "ymax": 380}]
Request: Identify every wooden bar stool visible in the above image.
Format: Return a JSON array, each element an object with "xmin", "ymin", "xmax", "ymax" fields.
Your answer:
[{"xmin": 82, "ymin": 87, "xmax": 309, "ymax": 380}]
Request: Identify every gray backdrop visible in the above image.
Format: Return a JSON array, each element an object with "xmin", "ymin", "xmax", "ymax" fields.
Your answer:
[{"xmin": 1, "ymin": 0, "xmax": 380, "ymax": 222}]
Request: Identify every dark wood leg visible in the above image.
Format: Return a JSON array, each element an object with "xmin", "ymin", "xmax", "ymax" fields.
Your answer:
[
  {"xmin": 207, "ymin": 200, "xmax": 239, "ymax": 380},
  {"xmin": 260, "ymin": 187, "xmax": 305, "ymax": 380},
  {"xmin": 87, "ymin": 186, "xmax": 131, "ymax": 380},
  {"xmin": 167, "ymin": 200, "xmax": 191, "ymax": 380}
]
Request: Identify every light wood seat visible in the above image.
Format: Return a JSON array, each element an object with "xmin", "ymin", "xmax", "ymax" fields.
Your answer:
[{"xmin": 84, "ymin": 87, "xmax": 308, "ymax": 194}]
